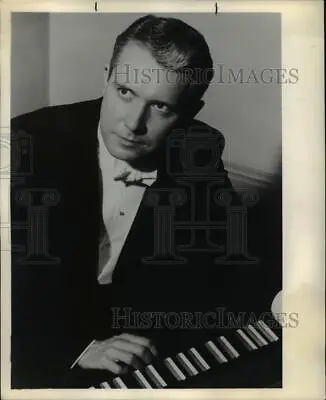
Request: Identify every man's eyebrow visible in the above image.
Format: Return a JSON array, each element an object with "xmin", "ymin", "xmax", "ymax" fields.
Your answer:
[{"xmin": 114, "ymin": 82, "xmax": 178, "ymax": 110}]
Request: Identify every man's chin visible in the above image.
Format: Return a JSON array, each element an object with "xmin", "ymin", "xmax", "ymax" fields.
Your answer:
[{"xmin": 108, "ymin": 146, "xmax": 143, "ymax": 163}]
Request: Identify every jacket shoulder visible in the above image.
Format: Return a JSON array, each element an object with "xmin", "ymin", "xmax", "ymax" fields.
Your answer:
[
  {"xmin": 190, "ymin": 118, "xmax": 226, "ymax": 154},
  {"xmin": 11, "ymin": 98, "xmax": 102, "ymax": 132},
  {"xmin": 10, "ymin": 98, "xmax": 102, "ymax": 173}
]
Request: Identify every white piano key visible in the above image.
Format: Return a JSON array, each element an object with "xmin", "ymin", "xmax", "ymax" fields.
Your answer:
[
  {"xmin": 205, "ymin": 341, "xmax": 228, "ymax": 363},
  {"xmin": 217, "ymin": 336, "xmax": 240, "ymax": 359},
  {"xmin": 133, "ymin": 370, "xmax": 152, "ymax": 388},
  {"xmin": 256, "ymin": 320, "xmax": 279, "ymax": 342},
  {"xmin": 245, "ymin": 324, "xmax": 269, "ymax": 346},
  {"xmin": 176, "ymin": 352, "xmax": 199, "ymax": 376},
  {"xmin": 188, "ymin": 347, "xmax": 211, "ymax": 371},
  {"xmin": 236, "ymin": 329, "xmax": 258, "ymax": 350},
  {"xmin": 145, "ymin": 365, "xmax": 167, "ymax": 388},
  {"xmin": 164, "ymin": 357, "xmax": 186, "ymax": 381},
  {"xmin": 99, "ymin": 381, "xmax": 111, "ymax": 388},
  {"xmin": 112, "ymin": 377, "xmax": 128, "ymax": 388}
]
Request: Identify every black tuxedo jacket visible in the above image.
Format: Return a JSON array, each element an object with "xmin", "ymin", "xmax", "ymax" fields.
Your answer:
[{"xmin": 11, "ymin": 98, "xmax": 282, "ymax": 388}]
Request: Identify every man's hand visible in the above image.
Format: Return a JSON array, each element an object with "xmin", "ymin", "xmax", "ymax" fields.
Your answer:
[{"xmin": 77, "ymin": 333, "xmax": 158, "ymax": 374}]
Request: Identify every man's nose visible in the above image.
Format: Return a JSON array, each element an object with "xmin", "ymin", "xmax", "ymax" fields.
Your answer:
[{"xmin": 123, "ymin": 103, "xmax": 147, "ymax": 135}]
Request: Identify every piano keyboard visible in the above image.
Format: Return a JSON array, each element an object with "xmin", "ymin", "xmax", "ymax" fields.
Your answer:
[{"xmin": 86, "ymin": 319, "xmax": 282, "ymax": 389}]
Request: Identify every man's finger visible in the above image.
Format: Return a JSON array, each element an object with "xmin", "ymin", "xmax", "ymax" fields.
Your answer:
[
  {"xmin": 106, "ymin": 346, "xmax": 143, "ymax": 369},
  {"xmin": 119, "ymin": 333, "xmax": 150, "ymax": 346},
  {"xmin": 111, "ymin": 338, "xmax": 152, "ymax": 364},
  {"xmin": 118, "ymin": 333, "xmax": 158, "ymax": 356},
  {"xmin": 78, "ymin": 353, "xmax": 125, "ymax": 375},
  {"xmin": 100, "ymin": 357, "xmax": 126, "ymax": 374}
]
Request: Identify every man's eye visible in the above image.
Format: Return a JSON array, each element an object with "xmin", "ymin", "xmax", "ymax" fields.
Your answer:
[
  {"xmin": 152, "ymin": 103, "xmax": 170, "ymax": 113},
  {"xmin": 117, "ymin": 87, "xmax": 132, "ymax": 98}
]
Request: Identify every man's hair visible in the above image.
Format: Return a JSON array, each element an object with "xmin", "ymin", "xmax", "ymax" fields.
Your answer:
[{"xmin": 108, "ymin": 14, "xmax": 215, "ymax": 101}]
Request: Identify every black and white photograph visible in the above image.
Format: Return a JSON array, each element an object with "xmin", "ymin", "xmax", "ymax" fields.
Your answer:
[{"xmin": 1, "ymin": 2, "xmax": 324, "ymax": 397}]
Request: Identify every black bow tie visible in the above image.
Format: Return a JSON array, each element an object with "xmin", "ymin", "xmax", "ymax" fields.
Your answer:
[{"xmin": 113, "ymin": 170, "xmax": 157, "ymax": 187}]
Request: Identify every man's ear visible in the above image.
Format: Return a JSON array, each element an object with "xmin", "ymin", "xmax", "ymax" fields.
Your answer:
[{"xmin": 102, "ymin": 64, "xmax": 110, "ymax": 95}]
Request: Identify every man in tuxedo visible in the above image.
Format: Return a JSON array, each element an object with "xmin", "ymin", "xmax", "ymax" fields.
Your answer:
[{"xmin": 11, "ymin": 14, "xmax": 281, "ymax": 388}]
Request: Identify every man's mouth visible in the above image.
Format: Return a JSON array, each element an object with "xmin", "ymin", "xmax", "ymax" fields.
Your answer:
[{"xmin": 116, "ymin": 133, "xmax": 143, "ymax": 147}]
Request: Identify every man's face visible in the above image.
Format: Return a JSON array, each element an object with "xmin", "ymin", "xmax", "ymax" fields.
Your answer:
[{"xmin": 100, "ymin": 41, "xmax": 194, "ymax": 164}]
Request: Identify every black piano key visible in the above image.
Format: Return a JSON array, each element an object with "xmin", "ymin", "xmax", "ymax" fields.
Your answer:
[
  {"xmin": 132, "ymin": 369, "xmax": 153, "ymax": 388},
  {"xmin": 187, "ymin": 347, "xmax": 211, "ymax": 372},
  {"xmin": 196, "ymin": 341, "xmax": 228, "ymax": 368},
  {"xmin": 215, "ymin": 335, "xmax": 240, "ymax": 359},
  {"xmin": 164, "ymin": 357, "xmax": 187, "ymax": 381},
  {"xmin": 205, "ymin": 340, "xmax": 228, "ymax": 363},
  {"xmin": 144, "ymin": 364, "xmax": 168, "ymax": 388},
  {"xmin": 122, "ymin": 364, "xmax": 159, "ymax": 389},
  {"xmin": 228, "ymin": 329, "xmax": 257, "ymax": 356},
  {"xmin": 155, "ymin": 358, "xmax": 185, "ymax": 387},
  {"xmin": 109, "ymin": 362, "xmax": 156, "ymax": 389},
  {"xmin": 244, "ymin": 324, "xmax": 269, "ymax": 347},
  {"xmin": 116, "ymin": 370, "xmax": 142, "ymax": 389},
  {"xmin": 112, "ymin": 376, "xmax": 128, "ymax": 388},
  {"xmin": 175, "ymin": 352, "xmax": 199, "ymax": 376},
  {"xmin": 235, "ymin": 329, "xmax": 258, "ymax": 351},
  {"xmin": 154, "ymin": 352, "xmax": 197, "ymax": 388},
  {"xmin": 255, "ymin": 320, "xmax": 280, "ymax": 342},
  {"xmin": 99, "ymin": 381, "xmax": 111, "ymax": 389}
]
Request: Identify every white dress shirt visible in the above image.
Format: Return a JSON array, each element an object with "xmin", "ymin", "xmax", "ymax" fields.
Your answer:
[
  {"xmin": 70, "ymin": 126, "xmax": 158, "ymax": 368},
  {"xmin": 97, "ymin": 125, "xmax": 157, "ymax": 284}
]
